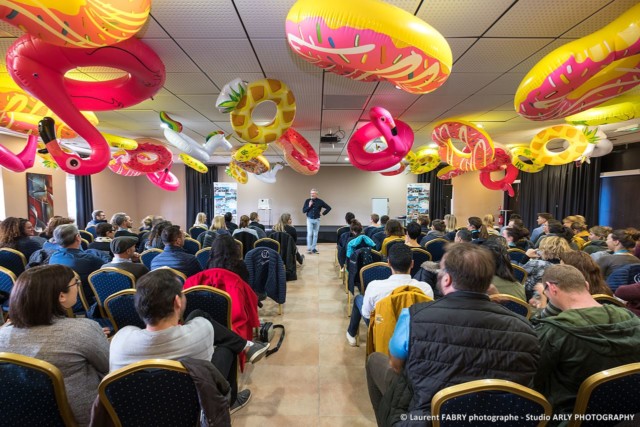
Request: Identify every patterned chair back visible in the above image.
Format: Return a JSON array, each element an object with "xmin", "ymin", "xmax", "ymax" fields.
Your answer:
[
  {"xmin": 489, "ymin": 294, "xmax": 532, "ymax": 319},
  {"xmin": 88, "ymin": 268, "xmax": 136, "ymax": 317},
  {"xmin": 182, "ymin": 238, "xmax": 201, "ymax": 255},
  {"xmin": 188, "ymin": 226, "xmax": 207, "ymax": 240},
  {"xmin": 140, "ymin": 248, "xmax": 163, "ymax": 269},
  {"xmin": 507, "ymin": 248, "xmax": 529, "ymax": 265},
  {"xmin": 99, "ymin": 359, "xmax": 200, "ymax": 427},
  {"xmin": 424, "ymin": 238, "xmax": 448, "ymax": 262},
  {"xmin": 0, "ymin": 352, "xmax": 76, "ymax": 426},
  {"xmin": 79, "ymin": 229, "xmax": 94, "ymax": 243},
  {"xmin": 183, "ymin": 286, "xmax": 232, "ymax": 328},
  {"xmin": 195, "ymin": 248, "xmax": 211, "ymax": 270},
  {"xmin": 360, "ymin": 262, "xmax": 393, "ymax": 293},
  {"xmin": 431, "ymin": 379, "xmax": 552, "ymax": 427},
  {"xmin": 155, "ymin": 266, "xmax": 187, "ymax": 284},
  {"xmin": 0, "ymin": 266, "xmax": 17, "ymax": 315},
  {"xmin": 382, "ymin": 238, "xmax": 404, "ymax": 257},
  {"xmin": 254, "ymin": 237, "xmax": 281, "ymax": 253},
  {"xmin": 410, "ymin": 248, "xmax": 432, "ymax": 277},
  {"xmin": 0, "ymin": 248, "xmax": 26, "ymax": 279},
  {"xmin": 234, "ymin": 232, "xmax": 257, "ymax": 258},
  {"xmin": 569, "ymin": 362, "xmax": 640, "ymax": 427},
  {"xmin": 104, "ymin": 289, "xmax": 145, "ymax": 332},
  {"xmin": 511, "ymin": 263, "xmax": 528, "ymax": 285}
]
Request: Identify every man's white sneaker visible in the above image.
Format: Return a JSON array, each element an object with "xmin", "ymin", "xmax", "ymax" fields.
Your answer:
[{"xmin": 346, "ymin": 331, "xmax": 357, "ymax": 347}]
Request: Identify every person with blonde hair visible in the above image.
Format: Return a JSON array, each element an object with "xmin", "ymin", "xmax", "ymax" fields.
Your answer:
[
  {"xmin": 197, "ymin": 215, "xmax": 229, "ymax": 249},
  {"xmin": 522, "ymin": 236, "xmax": 572, "ymax": 299},
  {"xmin": 193, "ymin": 212, "xmax": 207, "ymax": 229},
  {"xmin": 482, "ymin": 214, "xmax": 499, "ymax": 235},
  {"xmin": 273, "ymin": 213, "xmax": 304, "ymax": 264}
]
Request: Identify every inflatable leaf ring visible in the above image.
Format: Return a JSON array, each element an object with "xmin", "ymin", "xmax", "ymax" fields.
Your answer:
[
  {"xmin": 9, "ymin": 35, "xmax": 165, "ymax": 174},
  {"xmin": 432, "ymin": 120, "xmax": 495, "ymax": 172},
  {"xmin": 515, "ymin": 3, "xmax": 640, "ymax": 121},
  {"xmin": 275, "ymin": 128, "xmax": 320, "ymax": 176},
  {"xmin": 0, "ymin": 0, "xmax": 151, "ymax": 48},
  {"xmin": 347, "ymin": 106, "xmax": 414, "ymax": 172},
  {"xmin": 286, "ymin": 0, "xmax": 452, "ymax": 94},
  {"xmin": 230, "ymin": 78, "xmax": 296, "ymax": 144}
]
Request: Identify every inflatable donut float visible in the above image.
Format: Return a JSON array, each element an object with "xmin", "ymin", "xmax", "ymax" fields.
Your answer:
[
  {"xmin": 515, "ymin": 3, "xmax": 640, "ymax": 121},
  {"xmin": 8, "ymin": 35, "xmax": 165, "ymax": 175},
  {"xmin": 226, "ymin": 162, "xmax": 248, "ymax": 184},
  {"xmin": 0, "ymin": 0, "xmax": 151, "ymax": 48},
  {"xmin": 347, "ymin": 107, "xmax": 414, "ymax": 172},
  {"xmin": 233, "ymin": 155, "xmax": 270, "ymax": 175},
  {"xmin": 432, "ymin": 120, "xmax": 495, "ymax": 172},
  {"xmin": 123, "ymin": 139, "xmax": 173, "ymax": 174},
  {"xmin": 0, "ymin": 134, "xmax": 38, "ymax": 172},
  {"xmin": 381, "ymin": 163, "xmax": 406, "ymax": 177},
  {"xmin": 108, "ymin": 150, "xmax": 143, "ymax": 177},
  {"xmin": 233, "ymin": 143, "xmax": 268, "ymax": 162},
  {"xmin": 286, "ymin": 0, "xmax": 452, "ymax": 95},
  {"xmin": 479, "ymin": 146, "xmax": 518, "ymax": 197},
  {"xmin": 437, "ymin": 165, "xmax": 466, "ymax": 180},
  {"xmin": 275, "ymin": 128, "xmax": 319, "ymax": 176},
  {"xmin": 565, "ymin": 93, "xmax": 640, "ymax": 126},
  {"xmin": 405, "ymin": 147, "xmax": 440, "ymax": 174},
  {"xmin": 230, "ymin": 79, "xmax": 296, "ymax": 144}
]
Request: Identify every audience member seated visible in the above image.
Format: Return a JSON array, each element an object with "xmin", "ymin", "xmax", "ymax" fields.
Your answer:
[
  {"xmin": 233, "ymin": 215, "xmax": 259, "ymax": 239},
  {"xmin": 615, "ymin": 282, "xmax": 640, "ymax": 316},
  {"xmin": 366, "ymin": 243, "xmax": 540, "ymax": 426},
  {"xmin": 416, "ymin": 214, "xmax": 430, "ymax": 235},
  {"xmin": 101, "ymin": 236, "xmax": 149, "ymax": 280},
  {"xmin": 273, "ymin": 213, "xmax": 304, "ymax": 265},
  {"xmin": 372, "ymin": 215, "xmax": 390, "ymax": 250},
  {"xmin": 364, "ymin": 213, "xmax": 382, "ymax": 238},
  {"xmin": 443, "ymin": 214, "xmax": 458, "ymax": 241},
  {"xmin": 224, "ymin": 212, "xmax": 238, "ymax": 234},
  {"xmin": 144, "ymin": 220, "xmax": 172, "ymax": 251},
  {"xmin": 0, "ymin": 265, "xmax": 109, "ymax": 426},
  {"xmin": 138, "ymin": 214, "xmax": 155, "ymax": 232},
  {"xmin": 404, "ymin": 222, "xmax": 422, "ymax": 248},
  {"xmin": 454, "ymin": 229, "xmax": 472, "ymax": 243},
  {"xmin": 419, "ymin": 219, "xmax": 446, "ymax": 246},
  {"xmin": 192, "ymin": 212, "xmax": 208, "ymax": 229},
  {"xmin": 198, "ymin": 215, "xmax": 230, "ymax": 249},
  {"xmin": 533, "ymin": 264, "xmax": 640, "ymax": 417},
  {"xmin": 87, "ymin": 222, "xmax": 115, "ymax": 259},
  {"xmin": 569, "ymin": 221, "xmax": 590, "ymax": 250},
  {"xmin": 109, "ymin": 269, "xmax": 269, "ymax": 415},
  {"xmin": 536, "ymin": 219, "xmax": 575, "ymax": 249},
  {"xmin": 0, "ymin": 217, "xmax": 42, "ymax": 261},
  {"xmin": 482, "ymin": 213, "xmax": 500, "ymax": 235},
  {"xmin": 503, "ymin": 225, "xmax": 533, "ymax": 250},
  {"xmin": 249, "ymin": 212, "xmax": 265, "ymax": 231},
  {"xmin": 380, "ymin": 219, "xmax": 405, "ymax": 257},
  {"xmin": 561, "ymin": 251, "xmax": 612, "ymax": 296},
  {"xmin": 596, "ymin": 229, "xmax": 640, "ymax": 279},
  {"xmin": 583, "ymin": 225, "xmax": 612, "ymax": 255},
  {"xmin": 346, "ymin": 219, "xmax": 376, "ymax": 258},
  {"xmin": 346, "ymin": 244, "xmax": 433, "ymax": 346},
  {"xmin": 530, "ymin": 212, "xmax": 553, "ymax": 245},
  {"xmin": 522, "ymin": 236, "xmax": 571, "ymax": 300},
  {"xmin": 39, "ymin": 216, "xmax": 76, "ymax": 252},
  {"xmin": 467, "ymin": 216, "xmax": 489, "ymax": 242},
  {"xmin": 150, "ymin": 225, "xmax": 202, "ymax": 278},
  {"xmin": 483, "ymin": 240, "xmax": 526, "ymax": 301},
  {"xmin": 110, "ymin": 212, "xmax": 139, "ymax": 241},
  {"xmin": 86, "ymin": 210, "xmax": 107, "ymax": 228},
  {"xmin": 49, "ymin": 224, "xmax": 110, "ymax": 306},
  {"xmin": 204, "ymin": 234, "xmax": 250, "ymax": 283}
]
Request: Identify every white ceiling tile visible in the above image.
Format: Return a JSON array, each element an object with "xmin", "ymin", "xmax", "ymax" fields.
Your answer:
[
  {"xmin": 179, "ymin": 39, "xmax": 262, "ymax": 73},
  {"xmin": 150, "ymin": 0, "xmax": 245, "ymax": 38},
  {"xmin": 562, "ymin": 0, "xmax": 639, "ymax": 38},
  {"xmin": 367, "ymin": 92, "xmax": 421, "ymax": 117},
  {"xmin": 127, "ymin": 94, "xmax": 192, "ymax": 111},
  {"xmin": 400, "ymin": 93, "xmax": 468, "ymax": 122},
  {"xmin": 235, "ymin": 0, "xmax": 297, "ymax": 38},
  {"xmin": 143, "ymin": 39, "xmax": 200, "ymax": 73},
  {"xmin": 322, "ymin": 110, "xmax": 363, "ymax": 136},
  {"xmin": 467, "ymin": 111, "xmax": 521, "ymax": 122},
  {"xmin": 163, "ymin": 73, "xmax": 219, "ymax": 95},
  {"xmin": 478, "ymin": 72, "xmax": 526, "ymax": 95},
  {"xmin": 177, "ymin": 95, "xmax": 228, "ymax": 121},
  {"xmin": 431, "ymin": 72, "xmax": 502, "ymax": 96},
  {"xmin": 137, "ymin": 17, "xmax": 170, "ymax": 39},
  {"xmin": 118, "ymin": 110, "xmax": 162, "ymax": 123},
  {"xmin": 253, "ymin": 39, "xmax": 322, "ymax": 74},
  {"xmin": 454, "ymin": 39, "xmax": 554, "ymax": 72},
  {"xmin": 448, "ymin": 38, "xmax": 479, "ymax": 62},
  {"xmin": 486, "ymin": 0, "xmax": 611, "ymax": 37},
  {"xmin": 509, "ymin": 39, "xmax": 570, "ymax": 73},
  {"xmin": 416, "ymin": 0, "xmax": 514, "ymax": 37},
  {"xmin": 206, "ymin": 73, "xmax": 265, "ymax": 89}
]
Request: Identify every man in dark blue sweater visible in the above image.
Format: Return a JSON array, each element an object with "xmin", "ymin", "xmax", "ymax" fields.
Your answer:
[{"xmin": 302, "ymin": 188, "xmax": 331, "ymax": 254}]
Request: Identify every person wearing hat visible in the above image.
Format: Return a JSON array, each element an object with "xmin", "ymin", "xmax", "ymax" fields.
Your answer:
[{"xmin": 101, "ymin": 236, "xmax": 149, "ymax": 280}]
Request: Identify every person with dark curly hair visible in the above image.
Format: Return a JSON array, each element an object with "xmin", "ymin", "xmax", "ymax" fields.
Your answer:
[{"xmin": 0, "ymin": 216, "xmax": 42, "ymax": 260}]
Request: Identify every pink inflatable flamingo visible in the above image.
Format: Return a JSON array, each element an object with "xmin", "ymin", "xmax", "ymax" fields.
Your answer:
[
  {"xmin": 347, "ymin": 106, "xmax": 413, "ymax": 172},
  {"xmin": 0, "ymin": 133, "xmax": 38, "ymax": 172}
]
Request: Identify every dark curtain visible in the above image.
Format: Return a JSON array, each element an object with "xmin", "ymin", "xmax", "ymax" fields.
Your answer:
[
  {"xmin": 418, "ymin": 164, "xmax": 451, "ymax": 220},
  {"xmin": 518, "ymin": 158, "xmax": 601, "ymax": 230},
  {"xmin": 75, "ymin": 175, "xmax": 94, "ymax": 228},
  {"xmin": 185, "ymin": 167, "xmax": 217, "ymax": 229}
]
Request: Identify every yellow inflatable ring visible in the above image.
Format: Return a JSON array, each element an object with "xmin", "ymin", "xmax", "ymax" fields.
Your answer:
[
  {"xmin": 515, "ymin": 3, "xmax": 640, "ymax": 121},
  {"xmin": 565, "ymin": 93, "xmax": 640, "ymax": 126},
  {"xmin": 230, "ymin": 79, "xmax": 296, "ymax": 144},
  {"xmin": 227, "ymin": 162, "xmax": 248, "ymax": 184},
  {"xmin": 510, "ymin": 146, "xmax": 546, "ymax": 174},
  {"xmin": 233, "ymin": 143, "xmax": 268, "ymax": 162},
  {"xmin": 405, "ymin": 147, "xmax": 440, "ymax": 174},
  {"xmin": 179, "ymin": 153, "xmax": 208, "ymax": 174},
  {"xmin": 285, "ymin": 0, "xmax": 452, "ymax": 95},
  {"xmin": 511, "ymin": 125, "xmax": 589, "ymax": 173}
]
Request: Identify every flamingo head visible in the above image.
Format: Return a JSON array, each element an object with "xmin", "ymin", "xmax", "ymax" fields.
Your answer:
[{"xmin": 369, "ymin": 107, "xmax": 397, "ymax": 136}]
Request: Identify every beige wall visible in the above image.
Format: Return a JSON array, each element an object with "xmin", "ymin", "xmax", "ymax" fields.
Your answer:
[{"xmin": 451, "ymin": 170, "xmax": 505, "ymax": 225}]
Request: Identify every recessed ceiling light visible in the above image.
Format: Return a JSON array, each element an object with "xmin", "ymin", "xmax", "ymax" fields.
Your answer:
[{"xmin": 344, "ymin": 157, "xmax": 350, "ymax": 161}]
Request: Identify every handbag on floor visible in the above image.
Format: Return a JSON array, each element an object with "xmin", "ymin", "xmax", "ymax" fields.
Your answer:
[{"xmin": 257, "ymin": 321, "xmax": 285, "ymax": 357}]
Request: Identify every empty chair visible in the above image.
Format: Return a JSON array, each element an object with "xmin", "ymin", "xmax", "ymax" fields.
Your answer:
[
  {"xmin": 182, "ymin": 285, "xmax": 232, "ymax": 328},
  {"xmin": 254, "ymin": 237, "xmax": 281, "ymax": 253},
  {"xmin": 195, "ymin": 248, "xmax": 210, "ymax": 270},
  {"xmin": 424, "ymin": 238, "xmax": 448, "ymax": 262},
  {"xmin": 431, "ymin": 379, "xmax": 552, "ymax": 427},
  {"xmin": 508, "ymin": 248, "xmax": 529, "ymax": 265},
  {"xmin": 410, "ymin": 247, "xmax": 432, "ymax": 277},
  {"xmin": 569, "ymin": 362, "xmax": 640, "ymax": 427},
  {"xmin": 98, "ymin": 359, "xmax": 203, "ymax": 427},
  {"xmin": 0, "ymin": 352, "xmax": 77, "ymax": 426},
  {"xmin": 490, "ymin": 294, "xmax": 532, "ymax": 319},
  {"xmin": 182, "ymin": 237, "xmax": 201, "ymax": 255},
  {"xmin": 233, "ymin": 231, "xmax": 257, "ymax": 258},
  {"xmin": 0, "ymin": 248, "xmax": 26, "ymax": 279},
  {"xmin": 104, "ymin": 289, "xmax": 145, "ymax": 332},
  {"xmin": 140, "ymin": 248, "xmax": 162, "ymax": 269},
  {"xmin": 88, "ymin": 268, "xmax": 136, "ymax": 317}
]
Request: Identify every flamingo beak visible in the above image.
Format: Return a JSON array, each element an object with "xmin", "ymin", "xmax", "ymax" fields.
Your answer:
[{"xmin": 391, "ymin": 126, "xmax": 398, "ymax": 136}]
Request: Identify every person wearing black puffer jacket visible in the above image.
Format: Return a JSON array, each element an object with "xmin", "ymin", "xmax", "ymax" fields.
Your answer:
[{"xmin": 367, "ymin": 243, "xmax": 540, "ymax": 426}]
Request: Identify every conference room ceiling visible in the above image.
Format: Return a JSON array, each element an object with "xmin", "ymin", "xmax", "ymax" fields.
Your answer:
[{"xmin": 1, "ymin": 0, "xmax": 639, "ymax": 167}]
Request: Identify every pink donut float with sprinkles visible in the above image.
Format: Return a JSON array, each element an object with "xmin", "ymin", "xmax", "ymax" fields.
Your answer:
[
  {"xmin": 515, "ymin": 3, "xmax": 640, "ymax": 121},
  {"xmin": 286, "ymin": 0, "xmax": 452, "ymax": 95}
]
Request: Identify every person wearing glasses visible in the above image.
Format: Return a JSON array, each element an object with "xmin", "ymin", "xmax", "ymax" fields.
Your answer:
[
  {"xmin": 86, "ymin": 210, "xmax": 107, "ymax": 228},
  {"xmin": 533, "ymin": 264, "xmax": 640, "ymax": 418},
  {"xmin": 0, "ymin": 265, "xmax": 110, "ymax": 426},
  {"xmin": 302, "ymin": 188, "xmax": 331, "ymax": 254}
]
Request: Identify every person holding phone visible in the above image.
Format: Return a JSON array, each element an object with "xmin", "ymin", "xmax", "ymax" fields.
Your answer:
[{"xmin": 302, "ymin": 188, "xmax": 331, "ymax": 254}]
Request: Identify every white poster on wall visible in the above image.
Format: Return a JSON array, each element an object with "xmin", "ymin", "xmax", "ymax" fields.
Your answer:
[
  {"xmin": 407, "ymin": 183, "xmax": 430, "ymax": 219},
  {"xmin": 214, "ymin": 182, "xmax": 238, "ymax": 221}
]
